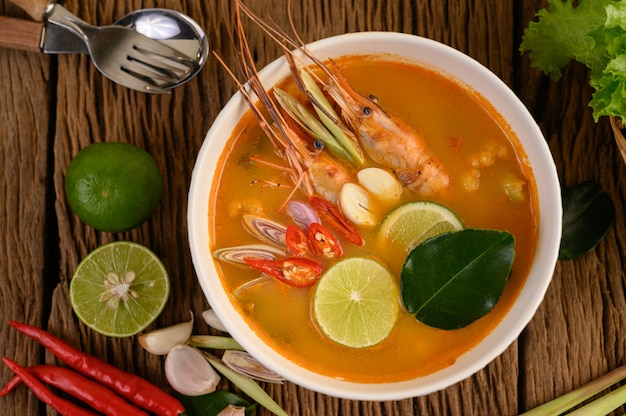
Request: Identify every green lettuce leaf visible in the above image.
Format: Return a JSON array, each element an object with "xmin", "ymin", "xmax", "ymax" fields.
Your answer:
[{"xmin": 520, "ymin": 0, "xmax": 626, "ymax": 122}]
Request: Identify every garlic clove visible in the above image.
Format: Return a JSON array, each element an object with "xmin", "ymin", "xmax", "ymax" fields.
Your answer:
[
  {"xmin": 217, "ymin": 405, "xmax": 247, "ymax": 416},
  {"xmin": 222, "ymin": 350, "xmax": 285, "ymax": 384},
  {"xmin": 139, "ymin": 312, "xmax": 194, "ymax": 355},
  {"xmin": 165, "ymin": 344, "xmax": 221, "ymax": 396},
  {"xmin": 202, "ymin": 309, "xmax": 229, "ymax": 333},
  {"xmin": 357, "ymin": 167, "xmax": 402, "ymax": 204},
  {"xmin": 339, "ymin": 183, "xmax": 379, "ymax": 226}
]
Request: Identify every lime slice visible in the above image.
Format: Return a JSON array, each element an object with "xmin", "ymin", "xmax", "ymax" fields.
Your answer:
[
  {"xmin": 379, "ymin": 201, "xmax": 463, "ymax": 252},
  {"xmin": 313, "ymin": 257, "xmax": 399, "ymax": 348},
  {"xmin": 69, "ymin": 241, "xmax": 170, "ymax": 337}
]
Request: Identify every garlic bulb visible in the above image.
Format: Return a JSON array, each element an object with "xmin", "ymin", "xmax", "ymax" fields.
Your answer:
[
  {"xmin": 139, "ymin": 313, "xmax": 194, "ymax": 355},
  {"xmin": 222, "ymin": 350, "xmax": 284, "ymax": 384},
  {"xmin": 165, "ymin": 344, "xmax": 220, "ymax": 396},
  {"xmin": 202, "ymin": 309, "xmax": 228, "ymax": 333}
]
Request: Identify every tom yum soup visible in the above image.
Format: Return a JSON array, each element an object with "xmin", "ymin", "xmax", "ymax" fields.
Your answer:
[{"xmin": 209, "ymin": 54, "xmax": 538, "ymax": 383}]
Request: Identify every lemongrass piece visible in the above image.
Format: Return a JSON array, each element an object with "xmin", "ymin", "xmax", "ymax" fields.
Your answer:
[
  {"xmin": 139, "ymin": 312, "xmax": 193, "ymax": 355},
  {"xmin": 567, "ymin": 384, "xmax": 626, "ymax": 415},
  {"xmin": 520, "ymin": 363, "xmax": 626, "ymax": 415},
  {"xmin": 213, "ymin": 244, "xmax": 285, "ymax": 265},
  {"xmin": 217, "ymin": 405, "xmax": 246, "ymax": 416},
  {"xmin": 202, "ymin": 351, "xmax": 288, "ymax": 416},
  {"xmin": 222, "ymin": 350, "xmax": 285, "ymax": 384},
  {"xmin": 165, "ymin": 344, "xmax": 220, "ymax": 396},
  {"xmin": 202, "ymin": 309, "xmax": 229, "ymax": 332},
  {"xmin": 241, "ymin": 215, "xmax": 287, "ymax": 248},
  {"xmin": 357, "ymin": 167, "xmax": 402, "ymax": 205},
  {"xmin": 339, "ymin": 183, "xmax": 378, "ymax": 226},
  {"xmin": 234, "ymin": 276, "xmax": 271, "ymax": 296},
  {"xmin": 300, "ymin": 69, "xmax": 364, "ymax": 165},
  {"xmin": 273, "ymin": 88, "xmax": 352, "ymax": 162},
  {"xmin": 189, "ymin": 335, "xmax": 245, "ymax": 351},
  {"xmin": 286, "ymin": 200, "xmax": 319, "ymax": 230}
]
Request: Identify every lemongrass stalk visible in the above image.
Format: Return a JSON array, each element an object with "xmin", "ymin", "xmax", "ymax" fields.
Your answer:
[
  {"xmin": 520, "ymin": 363, "xmax": 626, "ymax": 415},
  {"xmin": 273, "ymin": 88, "xmax": 352, "ymax": 162},
  {"xmin": 188, "ymin": 335, "xmax": 245, "ymax": 351},
  {"xmin": 567, "ymin": 384, "xmax": 626, "ymax": 415},
  {"xmin": 201, "ymin": 351, "xmax": 288, "ymax": 416},
  {"xmin": 299, "ymin": 69, "xmax": 364, "ymax": 165}
]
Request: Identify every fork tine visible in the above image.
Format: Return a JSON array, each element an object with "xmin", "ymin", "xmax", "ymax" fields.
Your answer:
[
  {"xmin": 125, "ymin": 52, "xmax": 190, "ymax": 80},
  {"xmin": 131, "ymin": 38, "xmax": 198, "ymax": 70},
  {"xmin": 121, "ymin": 59, "xmax": 183, "ymax": 86}
]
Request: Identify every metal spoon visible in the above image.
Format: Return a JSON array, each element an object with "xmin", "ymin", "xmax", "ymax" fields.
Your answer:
[
  {"xmin": 113, "ymin": 8, "xmax": 209, "ymax": 92},
  {"xmin": 0, "ymin": 3, "xmax": 209, "ymax": 93}
]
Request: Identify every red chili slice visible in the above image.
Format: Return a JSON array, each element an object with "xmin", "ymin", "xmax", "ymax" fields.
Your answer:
[
  {"xmin": 243, "ymin": 257, "xmax": 323, "ymax": 288},
  {"xmin": 286, "ymin": 224, "xmax": 310, "ymax": 256},
  {"xmin": 309, "ymin": 195, "xmax": 364, "ymax": 246},
  {"xmin": 308, "ymin": 223, "xmax": 343, "ymax": 258}
]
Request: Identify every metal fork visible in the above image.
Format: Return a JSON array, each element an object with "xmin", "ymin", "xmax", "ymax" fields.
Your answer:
[{"xmin": 42, "ymin": 3, "xmax": 198, "ymax": 93}]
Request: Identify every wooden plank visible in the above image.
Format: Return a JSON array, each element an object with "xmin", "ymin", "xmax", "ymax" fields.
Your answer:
[{"xmin": 0, "ymin": 5, "xmax": 51, "ymax": 415}]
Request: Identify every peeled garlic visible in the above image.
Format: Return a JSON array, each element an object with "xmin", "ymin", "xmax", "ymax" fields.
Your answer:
[
  {"xmin": 202, "ymin": 309, "xmax": 228, "ymax": 333},
  {"xmin": 139, "ymin": 313, "xmax": 194, "ymax": 355},
  {"xmin": 222, "ymin": 350, "xmax": 285, "ymax": 384},
  {"xmin": 165, "ymin": 344, "xmax": 221, "ymax": 396},
  {"xmin": 357, "ymin": 167, "xmax": 402, "ymax": 204},
  {"xmin": 339, "ymin": 183, "xmax": 378, "ymax": 226}
]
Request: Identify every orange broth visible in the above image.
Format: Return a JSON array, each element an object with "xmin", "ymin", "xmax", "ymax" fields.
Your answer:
[{"xmin": 209, "ymin": 55, "xmax": 538, "ymax": 383}]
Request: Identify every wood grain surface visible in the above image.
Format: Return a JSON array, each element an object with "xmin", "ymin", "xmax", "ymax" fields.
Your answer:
[{"xmin": 1, "ymin": 0, "xmax": 625, "ymax": 415}]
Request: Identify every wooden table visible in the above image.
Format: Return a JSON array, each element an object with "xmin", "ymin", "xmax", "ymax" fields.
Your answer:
[{"xmin": 1, "ymin": 0, "xmax": 625, "ymax": 414}]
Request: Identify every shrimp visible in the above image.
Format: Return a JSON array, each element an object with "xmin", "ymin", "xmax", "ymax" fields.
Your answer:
[
  {"xmin": 213, "ymin": 2, "xmax": 353, "ymax": 206},
  {"xmin": 324, "ymin": 60, "xmax": 450, "ymax": 196},
  {"xmin": 235, "ymin": 0, "xmax": 450, "ymax": 197}
]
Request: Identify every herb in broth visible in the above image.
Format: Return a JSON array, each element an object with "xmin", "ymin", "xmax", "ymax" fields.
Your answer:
[{"xmin": 401, "ymin": 229, "xmax": 515, "ymax": 330}]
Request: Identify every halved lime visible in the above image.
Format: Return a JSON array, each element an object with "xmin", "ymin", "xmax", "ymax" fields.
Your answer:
[
  {"xmin": 69, "ymin": 241, "xmax": 170, "ymax": 337},
  {"xmin": 313, "ymin": 257, "xmax": 399, "ymax": 348},
  {"xmin": 379, "ymin": 201, "xmax": 464, "ymax": 252}
]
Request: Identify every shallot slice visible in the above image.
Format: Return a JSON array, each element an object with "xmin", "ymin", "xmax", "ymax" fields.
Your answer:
[{"xmin": 286, "ymin": 200, "xmax": 319, "ymax": 229}]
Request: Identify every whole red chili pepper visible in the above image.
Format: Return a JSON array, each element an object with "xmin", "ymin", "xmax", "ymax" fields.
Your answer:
[
  {"xmin": 7, "ymin": 321, "xmax": 186, "ymax": 416},
  {"xmin": 0, "ymin": 364, "xmax": 147, "ymax": 416},
  {"xmin": 2, "ymin": 357, "xmax": 98, "ymax": 416}
]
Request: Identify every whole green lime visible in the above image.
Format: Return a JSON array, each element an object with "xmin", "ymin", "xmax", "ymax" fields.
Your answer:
[{"xmin": 65, "ymin": 142, "xmax": 163, "ymax": 233}]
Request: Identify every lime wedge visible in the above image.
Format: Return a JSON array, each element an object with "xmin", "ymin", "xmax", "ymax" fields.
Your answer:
[
  {"xmin": 69, "ymin": 241, "xmax": 170, "ymax": 337},
  {"xmin": 379, "ymin": 201, "xmax": 464, "ymax": 252},
  {"xmin": 313, "ymin": 257, "xmax": 399, "ymax": 348}
]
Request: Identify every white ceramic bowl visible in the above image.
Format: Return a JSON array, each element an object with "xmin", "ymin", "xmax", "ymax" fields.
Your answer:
[{"xmin": 188, "ymin": 32, "xmax": 561, "ymax": 401}]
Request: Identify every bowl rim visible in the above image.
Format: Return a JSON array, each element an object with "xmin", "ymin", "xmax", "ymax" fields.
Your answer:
[{"xmin": 188, "ymin": 31, "xmax": 562, "ymax": 401}]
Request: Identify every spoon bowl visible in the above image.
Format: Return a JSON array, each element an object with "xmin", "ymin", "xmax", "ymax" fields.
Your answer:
[{"xmin": 115, "ymin": 8, "xmax": 209, "ymax": 91}]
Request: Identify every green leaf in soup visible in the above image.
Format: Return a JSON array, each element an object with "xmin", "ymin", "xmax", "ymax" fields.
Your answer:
[
  {"xmin": 559, "ymin": 181, "xmax": 615, "ymax": 260},
  {"xmin": 401, "ymin": 229, "xmax": 515, "ymax": 330},
  {"xmin": 178, "ymin": 390, "xmax": 257, "ymax": 416}
]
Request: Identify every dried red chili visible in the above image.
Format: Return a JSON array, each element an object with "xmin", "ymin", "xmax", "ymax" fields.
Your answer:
[
  {"xmin": 8, "ymin": 320, "xmax": 185, "ymax": 416},
  {"xmin": 2, "ymin": 357, "xmax": 98, "ymax": 416},
  {"xmin": 0, "ymin": 364, "xmax": 147, "ymax": 415}
]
